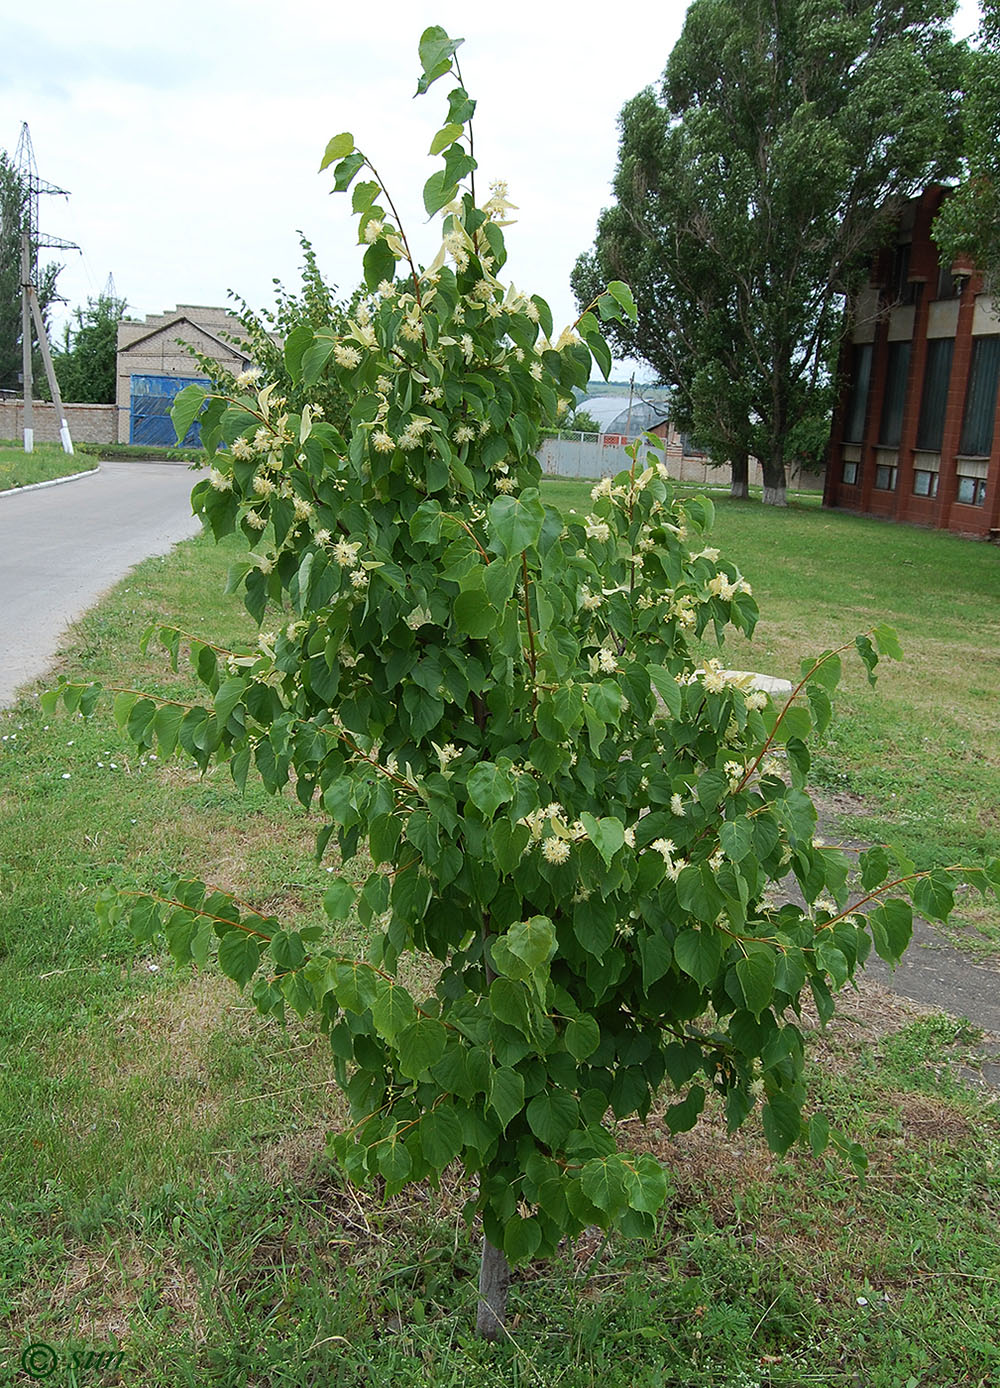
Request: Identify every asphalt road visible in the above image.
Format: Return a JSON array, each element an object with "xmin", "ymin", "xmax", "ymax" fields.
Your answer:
[{"xmin": 0, "ymin": 461, "xmax": 202, "ymax": 707}]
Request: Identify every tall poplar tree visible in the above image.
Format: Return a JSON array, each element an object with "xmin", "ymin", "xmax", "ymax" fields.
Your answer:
[
  {"xmin": 935, "ymin": 0, "xmax": 1000, "ymax": 281},
  {"xmin": 575, "ymin": 0, "xmax": 965, "ymax": 505}
]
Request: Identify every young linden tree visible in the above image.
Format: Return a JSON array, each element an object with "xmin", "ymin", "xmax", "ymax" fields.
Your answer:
[{"xmin": 48, "ymin": 27, "xmax": 999, "ymax": 1338}]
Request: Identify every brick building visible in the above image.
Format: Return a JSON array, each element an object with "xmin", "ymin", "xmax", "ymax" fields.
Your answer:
[
  {"xmin": 825, "ymin": 186, "xmax": 1000, "ymax": 539},
  {"xmin": 115, "ymin": 305, "xmax": 251, "ymax": 445}
]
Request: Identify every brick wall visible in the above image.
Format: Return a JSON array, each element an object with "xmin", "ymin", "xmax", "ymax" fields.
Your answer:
[{"xmin": 0, "ymin": 400, "xmax": 116, "ymax": 445}]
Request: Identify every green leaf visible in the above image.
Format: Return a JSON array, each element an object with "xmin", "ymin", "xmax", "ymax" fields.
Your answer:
[
  {"xmin": 420, "ymin": 1104, "xmax": 464, "ymax": 1169},
  {"xmin": 762, "ymin": 1092, "xmax": 802, "ymax": 1154},
  {"xmin": 585, "ymin": 330, "xmax": 612, "ymax": 381},
  {"xmin": 869, "ymin": 897, "xmax": 913, "ymax": 964},
  {"xmin": 647, "ymin": 665, "xmax": 682, "ymax": 717},
  {"xmin": 418, "ymin": 25, "xmax": 463, "ymax": 81},
  {"xmin": 607, "ymin": 280, "xmax": 637, "ymax": 322},
  {"xmin": 423, "ymin": 169, "xmax": 459, "ymax": 217},
  {"xmin": 363, "ymin": 238, "xmax": 396, "ymax": 292},
  {"xmin": 564, "ymin": 1014, "xmax": 600, "ymax": 1060},
  {"xmin": 506, "ymin": 915, "xmax": 556, "ymax": 971},
  {"xmin": 323, "ymin": 880, "xmax": 355, "ymax": 922},
  {"xmin": 319, "ymin": 132, "xmax": 355, "ymax": 171},
  {"xmin": 734, "ymin": 945, "xmax": 775, "ymax": 1016},
  {"xmin": 859, "ymin": 845, "xmax": 890, "ymax": 891},
  {"xmin": 581, "ymin": 1155, "xmax": 630, "ymax": 1216},
  {"xmin": 873, "ymin": 624, "xmax": 903, "ymax": 661},
  {"xmin": 488, "ymin": 1066, "xmax": 524, "ymax": 1130},
  {"xmin": 453, "ymin": 588, "xmax": 496, "ymax": 638},
  {"xmin": 624, "ymin": 1153, "xmax": 668, "ymax": 1213},
  {"xmin": 430, "ymin": 123, "xmax": 464, "ymax": 155},
  {"xmin": 371, "ymin": 980, "xmax": 416, "ymax": 1043},
  {"xmin": 719, "ymin": 818, "xmax": 754, "ymax": 862},
  {"xmin": 503, "ymin": 1215, "xmax": 542, "ymax": 1265},
  {"xmin": 396, "ymin": 1017, "xmax": 448, "ymax": 1078},
  {"xmin": 218, "ymin": 931, "xmax": 261, "ymax": 989},
  {"xmin": 467, "ymin": 762, "xmax": 514, "ymax": 818},
  {"xmin": 579, "ymin": 812, "xmax": 625, "ymax": 866},
  {"xmin": 170, "ymin": 384, "xmax": 208, "ymax": 445},
  {"xmin": 153, "ymin": 703, "xmax": 184, "ymax": 757},
  {"xmin": 527, "ymin": 1089, "xmax": 579, "ymax": 1148},
  {"xmin": 674, "ymin": 927, "xmax": 723, "ymax": 989},
  {"xmin": 488, "ymin": 491, "xmax": 546, "ymax": 558}
]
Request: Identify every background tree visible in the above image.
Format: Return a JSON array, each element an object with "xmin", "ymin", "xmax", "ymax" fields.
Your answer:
[
  {"xmin": 575, "ymin": 0, "xmax": 966, "ymax": 505},
  {"xmin": 934, "ymin": 0, "xmax": 1000, "ymax": 282},
  {"xmin": 53, "ymin": 290, "xmax": 128, "ymax": 404},
  {"xmin": 0, "ymin": 150, "xmax": 61, "ymax": 399}
]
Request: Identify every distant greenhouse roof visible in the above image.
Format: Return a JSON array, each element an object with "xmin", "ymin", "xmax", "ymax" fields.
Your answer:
[{"xmin": 578, "ymin": 395, "xmax": 670, "ymax": 437}]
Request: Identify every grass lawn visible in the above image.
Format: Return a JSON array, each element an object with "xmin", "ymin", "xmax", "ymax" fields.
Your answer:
[
  {"xmin": 0, "ymin": 440, "xmax": 95, "ymax": 491},
  {"xmin": 1, "ymin": 482, "xmax": 998, "ymax": 1385}
]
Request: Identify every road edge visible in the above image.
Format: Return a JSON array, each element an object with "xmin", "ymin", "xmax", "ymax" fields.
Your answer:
[{"xmin": 0, "ymin": 465, "xmax": 101, "ymax": 500}]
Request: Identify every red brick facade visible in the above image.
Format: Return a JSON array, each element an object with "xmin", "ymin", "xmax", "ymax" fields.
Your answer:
[{"xmin": 825, "ymin": 187, "xmax": 1000, "ymax": 539}]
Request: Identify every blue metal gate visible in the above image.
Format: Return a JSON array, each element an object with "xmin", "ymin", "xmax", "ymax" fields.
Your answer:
[{"xmin": 129, "ymin": 374, "xmax": 210, "ymax": 447}]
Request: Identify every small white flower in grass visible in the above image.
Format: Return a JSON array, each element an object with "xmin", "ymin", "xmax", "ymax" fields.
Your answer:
[
  {"xmin": 542, "ymin": 837, "xmax": 571, "ymax": 865},
  {"xmin": 61, "ymin": 773, "xmax": 71, "ymax": 780},
  {"xmin": 334, "ymin": 343, "xmax": 362, "ymax": 370},
  {"xmin": 332, "ymin": 539, "xmax": 361, "ymax": 567},
  {"xmin": 670, "ymin": 793, "xmax": 686, "ymax": 817}
]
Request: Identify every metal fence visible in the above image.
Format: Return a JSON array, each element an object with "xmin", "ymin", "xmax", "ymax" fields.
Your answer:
[{"xmin": 537, "ymin": 432, "xmax": 661, "ymax": 479}]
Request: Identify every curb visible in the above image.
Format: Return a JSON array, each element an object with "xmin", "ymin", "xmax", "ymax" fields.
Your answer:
[{"xmin": 0, "ymin": 465, "xmax": 101, "ymax": 500}]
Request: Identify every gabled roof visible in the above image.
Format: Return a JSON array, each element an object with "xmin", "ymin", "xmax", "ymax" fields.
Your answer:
[{"xmin": 119, "ymin": 315, "xmax": 250, "ymax": 361}]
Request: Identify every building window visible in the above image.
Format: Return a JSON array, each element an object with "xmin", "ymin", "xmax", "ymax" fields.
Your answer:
[
  {"xmin": 842, "ymin": 459, "xmax": 860, "ymax": 485},
  {"xmin": 912, "ymin": 469, "xmax": 939, "ymax": 497},
  {"xmin": 959, "ymin": 335, "xmax": 1000, "ymax": 457},
  {"xmin": 875, "ymin": 464, "xmax": 897, "ymax": 490},
  {"xmin": 916, "ymin": 338, "xmax": 954, "ymax": 450},
  {"xmin": 890, "ymin": 243, "xmax": 917, "ymax": 305},
  {"xmin": 936, "ymin": 255, "xmax": 961, "ymax": 299},
  {"xmin": 843, "ymin": 342, "xmax": 872, "ymax": 443},
  {"xmin": 956, "ymin": 474, "xmax": 988, "ymax": 506},
  {"xmin": 879, "ymin": 341, "xmax": 912, "ymax": 447}
]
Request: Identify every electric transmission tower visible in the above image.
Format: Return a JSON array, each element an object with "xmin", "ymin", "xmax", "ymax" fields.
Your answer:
[{"xmin": 13, "ymin": 121, "xmax": 79, "ymax": 453}]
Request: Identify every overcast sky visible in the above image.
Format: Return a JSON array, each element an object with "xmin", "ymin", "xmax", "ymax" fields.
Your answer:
[{"xmin": 1, "ymin": 0, "xmax": 984, "ymax": 383}]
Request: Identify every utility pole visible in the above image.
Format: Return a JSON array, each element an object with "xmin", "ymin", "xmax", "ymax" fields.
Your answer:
[{"xmin": 14, "ymin": 122, "xmax": 78, "ymax": 454}]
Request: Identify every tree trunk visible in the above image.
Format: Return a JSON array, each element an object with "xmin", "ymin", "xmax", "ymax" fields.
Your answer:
[
  {"xmin": 476, "ymin": 1236, "xmax": 511, "ymax": 1340},
  {"xmin": 729, "ymin": 450, "xmax": 749, "ymax": 499},
  {"xmin": 761, "ymin": 453, "xmax": 787, "ymax": 507}
]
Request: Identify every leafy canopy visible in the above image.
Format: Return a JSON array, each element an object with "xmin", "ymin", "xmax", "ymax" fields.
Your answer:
[{"xmin": 48, "ymin": 26, "xmax": 1000, "ymax": 1283}]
